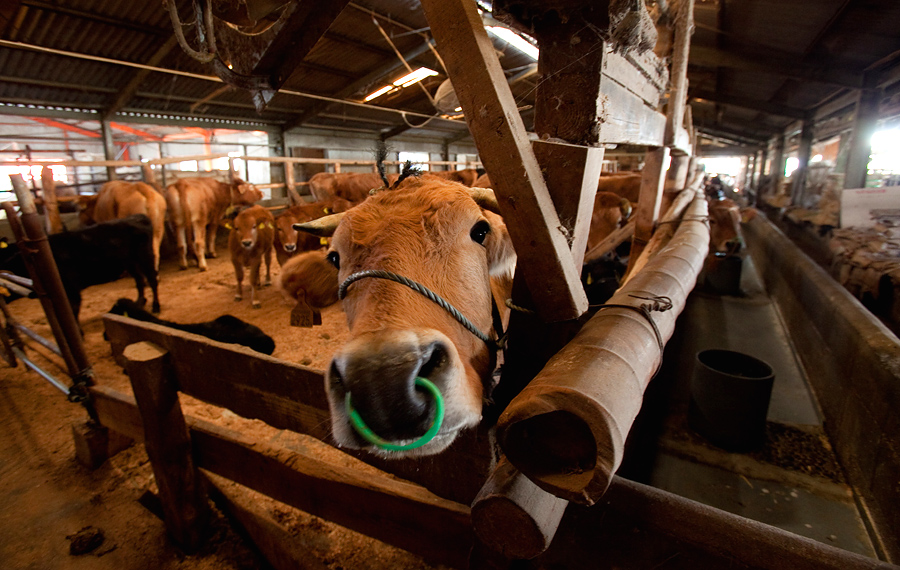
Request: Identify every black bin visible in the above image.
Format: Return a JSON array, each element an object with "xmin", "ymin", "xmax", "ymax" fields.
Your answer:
[{"xmin": 688, "ymin": 349, "xmax": 775, "ymax": 452}]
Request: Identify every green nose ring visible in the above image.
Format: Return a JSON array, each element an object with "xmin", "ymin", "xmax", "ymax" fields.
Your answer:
[{"xmin": 345, "ymin": 377, "xmax": 445, "ymax": 451}]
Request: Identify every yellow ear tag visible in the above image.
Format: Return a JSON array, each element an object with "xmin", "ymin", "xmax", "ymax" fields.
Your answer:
[
  {"xmin": 319, "ymin": 237, "xmax": 329, "ymax": 246},
  {"xmin": 586, "ymin": 274, "xmax": 593, "ymax": 285},
  {"xmin": 123, "ymin": 311, "xmax": 129, "ymax": 318},
  {"xmin": 0, "ymin": 241, "xmax": 7, "ymax": 249},
  {"xmin": 225, "ymin": 222, "xmax": 232, "ymax": 229},
  {"xmin": 323, "ymin": 207, "xmax": 331, "ymax": 214},
  {"xmin": 258, "ymin": 222, "xmax": 266, "ymax": 230}
]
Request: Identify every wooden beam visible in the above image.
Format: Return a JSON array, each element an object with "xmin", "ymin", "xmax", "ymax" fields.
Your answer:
[
  {"xmin": 87, "ymin": 384, "xmax": 472, "ymax": 569},
  {"xmin": 689, "ymin": 45, "xmax": 864, "ymax": 89},
  {"xmin": 103, "ymin": 36, "xmax": 177, "ymax": 120},
  {"xmin": 40, "ymin": 165, "xmax": 62, "ymax": 234},
  {"xmin": 421, "ymin": 0, "xmax": 588, "ymax": 321},
  {"xmin": 99, "ymin": 119, "xmax": 117, "ymax": 181},
  {"xmin": 690, "ymin": 89, "xmax": 807, "ymax": 119},
  {"xmin": 666, "ymin": 0, "xmax": 693, "ymax": 148},
  {"xmin": 628, "ymin": 146, "xmax": 669, "ymax": 265}
]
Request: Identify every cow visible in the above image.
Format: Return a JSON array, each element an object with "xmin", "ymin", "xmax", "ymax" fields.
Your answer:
[
  {"xmin": 307, "ymin": 172, "xmax": 400, "ymax": 203},
  {"xmin": 429, "ymin": 169, "xmax": 480, "ymax": 186},
  {"xmin": 78, "ymin": 180, "xmax": 168, "ymax": 271},
  {"xmin": 0, "ymin": 214, "xmax": 159, "ymax": 320},
  {"xmin": 293, "ymin": 175, "xmax": 515, "ymax": 457},
  {"xmin": 227, "ymin": 205, "xmax": 274, "ymax": 309},
  {"xmin": 107, "ymin": 298, "xmax": 275, "ymax": 355},
  {"xmin": 597, "ymin": 172, "xmax": 642, "ymax": 203},
  {"xmin": 165, "ymin": 176, "xmax": 263, "ymax": 271},
  {"xmin": 276, "ymin": 250, "xmax": 340, "ymax": 309},
  {"xmin": 273, "ymin": 197, "xmax": 353, "ymax": 267},
  {"xmin": 473, "ymin": 173, "xmax": 491, "ymax": 189},
  {"xmin": 708, "ymin": 198, "xmax": 743, "ymax": 256}
]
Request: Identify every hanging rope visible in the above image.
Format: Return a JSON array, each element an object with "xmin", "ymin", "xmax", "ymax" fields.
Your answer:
[{"xmin": 165, "ymin": 0, "xmax": 216, "ymax": 63}]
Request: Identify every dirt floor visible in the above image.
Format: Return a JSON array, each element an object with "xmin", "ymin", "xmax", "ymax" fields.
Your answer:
[{"xmin": 0, "ymin": 252, "xmax": 449, "ymax": 570}]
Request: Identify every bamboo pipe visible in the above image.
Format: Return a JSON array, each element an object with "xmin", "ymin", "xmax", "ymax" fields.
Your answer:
[{"xmin": 497, "ymin": 195, "xmax": 709, "ymax": 504}]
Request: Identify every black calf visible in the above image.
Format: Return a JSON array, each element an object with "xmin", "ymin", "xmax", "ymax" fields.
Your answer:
[
  {"xmin": 0, "ymin": 214, "xmax": 159, "ymax": 320},
  {"xmin": 108, "ymin": 298, "xmax": 275, "ymax": 355}
]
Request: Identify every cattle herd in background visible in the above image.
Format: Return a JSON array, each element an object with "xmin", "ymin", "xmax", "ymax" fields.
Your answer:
[{"xmin": 0, "ymin": 163, "xmax": 743, "ymax": 360}]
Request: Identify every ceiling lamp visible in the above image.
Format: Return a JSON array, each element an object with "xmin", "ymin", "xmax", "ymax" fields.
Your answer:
[
  {"xmin": 363, "ymin": 67, "xmax": 439, "ymax": 102},
  {"xmin": 486, "ymin": 26, "xmax": 539, "ymax": 60}
]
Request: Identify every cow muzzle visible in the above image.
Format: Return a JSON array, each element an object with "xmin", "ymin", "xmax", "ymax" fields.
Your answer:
[
  {"xmin": 284, "ymin": 243, "xmax": 297, "ymax": 252},
  {"xmin": 241, "ymin": 239, "xmax": 254, "ymax": 248},
  {"xmin": 326, "ymin": 329, "xmax": 476, "ymax": 456}
]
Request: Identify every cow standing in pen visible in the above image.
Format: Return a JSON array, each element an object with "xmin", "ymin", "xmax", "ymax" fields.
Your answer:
[
  {"xmin": 166, "ymin": 175, "xmax": 263, "ymax": 271},
  {"xmin": 78, "ymin": 180, "xmax": 168, "ymax": 271},
  {"xmin": 228, "ymin": 205, "xmax": 274, "ymax": 309}
]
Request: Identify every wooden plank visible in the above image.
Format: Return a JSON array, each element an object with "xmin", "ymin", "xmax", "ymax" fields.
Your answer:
[
  {"xmin": 583, "ymin": 219, "xmax": 636, "ymax": 264},
  {"xmin": 123, "ymin": 341, "xmax": 209, "ymax": 550},
  {"xmin": 421, "ymin": 0, "xmax": 588, "ymax": 322},
  {"xmin": 193, "ymin": 419, "xmax": 472, "ymax": 568},
  {"xmin": 40, "ymin": 165, "xmax": 63, "ymax": 234},
  {"xmin": 603, "ymin": 49, "xmax": 662, "ymax": 108},
  {"xmin": 598, "ymin": 78, "xmax": 667, "ymax": 146},
  {"xmin": 103, "ymin": 314, "xmax": 332, "ymax": 440},
  {"xmin": 87, "ymin": 384, "xmax": 472, "ymax": 568},
  {"xmin": 628, "ymin": 146, "xmax": 670, "ymax": 265}
]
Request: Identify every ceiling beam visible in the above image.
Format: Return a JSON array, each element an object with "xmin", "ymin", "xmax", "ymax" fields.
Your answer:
[
  {"xmin": 695, "ymin": 125, "xmax": 767, "ymax": 146},
  {"xmin": 697, "ymin": 145, "xmax": 763, "ymax": 157},
  {"xmin": 689, "ymin": 45, "xmax": 863, "ymax": 90},
  {"xmin": 20, "ymin": 0, "xmax": 166, "ymax": 36},
  {"xmin": 103, "ymin": 35, "xmax": 177, "ymax": 120},
  {"xmin": 284, "ymin": 39, "xmax": 436, "ymax": 130},
  {"xmin": 380, "ymin": 124, "xmax": 413, "ymax": 141},
  {"xmin": 689, "ymin": 89, "xmax": 807, "ymax": 119}
]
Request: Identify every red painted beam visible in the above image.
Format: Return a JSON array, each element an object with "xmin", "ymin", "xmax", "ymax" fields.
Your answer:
[{"xmin": 28, "ymin": 117, "xmax": 99, "ymax": 138}]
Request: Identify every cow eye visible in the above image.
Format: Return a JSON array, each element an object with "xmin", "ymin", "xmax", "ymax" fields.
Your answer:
[
  {"xmin": 326, "ymin": 251, "xmax": 340, "ymax": 269},
  {"xmin": 470, "ymin": 220, "xmax": 491, "ymax": 245}
]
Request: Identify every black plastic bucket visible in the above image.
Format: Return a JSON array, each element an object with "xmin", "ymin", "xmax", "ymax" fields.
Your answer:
[{"xmin": 688, "ymin": 349, "xmax": 775, "ymax": 452}]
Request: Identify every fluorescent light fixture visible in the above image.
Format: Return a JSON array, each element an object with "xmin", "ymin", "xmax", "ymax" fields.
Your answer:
[
  {"xmin": 364, "ymin": 67, "xmax": 439, "ymax": 102},
  {"xmin": 392, "ymin": 67, "xmax": 439, "ymax": 88},
  {"xmin": 487, "ymin": 26, "xmax": 538, "ymax": 60},
  {"xmin": 364, "ymin": 85, "xmax": 394, "ymax": 102},
  {"xmin": 454, "ymin": 106, "xmax": 462, "ymax": 112}
]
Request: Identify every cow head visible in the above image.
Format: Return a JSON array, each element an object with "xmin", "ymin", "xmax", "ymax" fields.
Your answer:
[
  {"xmin": 708, "ymin": 198, "xmax": 743, "ymax": 256},
  {"xmin": 230, "ymin": 178, "xmax": 264, "ymax": 205},
  {"xmin": 229, "ymin": 207, "xmax": 272, "ymax": 250},
  {"xmin": 77, "ymin": 195, "xmax": 100, "ymax": 226},
  {"xmin": 295, "ymin": 177, "xmax": 515, "ymax": 456}
]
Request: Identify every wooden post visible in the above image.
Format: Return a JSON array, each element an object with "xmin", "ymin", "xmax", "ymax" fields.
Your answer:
[
  {"xmin": 284, "ymin": 161, "xmax": 302, "ymax": 205},
  {"xmin": 844, "ymin": 88, "xmax": 881, "ymax": 189},
  {"xmin": 471, "ymin": 457, "xmax": 569, "ymax": 560},
  {"xmin": 40, "ymin": 166, "xmax": 63, "ymax": 234},
  {"xmin": 791, "ymin": 117, "xmax": 814, "ymax": 205},
  {"xmin": 123, "ymin": 341, "xmax": 209, "ymax": 550},
  {"xmin": 100, "ymin": 120, "xmax": 117, "ymax": 181},
  {"xmin": 421, "ymin": 0, "xmax": 588, "ymax": 322},
  {"xmin": 628, "ymin": 146, "xmax": 670, "ymax": 268},
  {"xmin": 664, "ymin": 154, "xmax": 691, "ymax": 193},
  {"xmin": 666, "ymin": 0, "xmax": 694, "ymax": 148},
  {"xmin": 769, "ymin": 135, "xmax": 785, "ymax": 198}
]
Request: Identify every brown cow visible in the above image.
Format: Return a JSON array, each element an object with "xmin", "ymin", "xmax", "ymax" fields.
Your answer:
[
  {"xmin": 276, "ymin": 250, "xmax": 340, "ymax": 309},
  {"xmin": 307, "ymin": 172, "xmax": 399, "ymax": 203},
  {"xmin": 273, "ymin": 197, "xmax": 353, "ymax": 267},
  {"xmin": 227, "ymin": 205, "xmax": 274, "ymax": 309},
  {"xmin": 586, "ymin": 191, "xmax": 633, "ymax": 254},
  {"xmin": 78, "ymin": 181, "xmax": 167, "ymax": 271},
  {"xmin": 473, "ymin": 173, "xmax": 491, "ymax": 188},
  {"xmin": 429, "ymin": 169, "xmax": 480, "ymax": 186},
  {"xmin": 597, "ymin": 172, "xmax": 642, "ymax": 203},
  {"xmin": 294, "ymin": 176, "xmax": 515, "ymax": 456},
  {"xmin": 165, "ymin": 176, "xmax": 263, "ymax": 271},
  {"xmin": 708, "ymin": 198, "xmax": 743, "ymax": 256}
]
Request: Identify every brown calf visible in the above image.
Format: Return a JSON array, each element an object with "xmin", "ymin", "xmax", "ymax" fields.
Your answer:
[
  {"xmin": 79, "ymin": 180, "xmax": 168, "ymax": 271},
  {"xmin": 165, "ymin": 176, "xmax": 263, "ymax": 271},
  {"xmin": 276, "ymin": 250, "xmax": 340, "ymax": 309},
  {"xmin": 273, "ymin": 197, "xmax": 353, "ymax": 266},
  {"xmin": 307, "ymin": 172, "xmax": 400, "ymax": 203},
  {"xmin": 429, "ymin": 168, "xmax": 480, "ymax": 186},
  {"xmin": 227, "ymin": 205, "xmax": 274, "ymax": 308}
]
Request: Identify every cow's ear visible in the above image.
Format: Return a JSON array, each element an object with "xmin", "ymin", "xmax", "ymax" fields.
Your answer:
[{"xmin": 481, "ymin": 210, "xmax": 516, "ymax": 278}]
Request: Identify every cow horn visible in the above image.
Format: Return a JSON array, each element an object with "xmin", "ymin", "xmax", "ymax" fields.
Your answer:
[
  {"xmin": 293, "ymin": 212, "xmax": 344, "ymax": 237},
  {"xmin": 619, "ymin": 198, "xmax": 633, "ymax": 221},
  {"xmin": 469, "ymin": 187, "xmax": 500, "ymax": 213}
]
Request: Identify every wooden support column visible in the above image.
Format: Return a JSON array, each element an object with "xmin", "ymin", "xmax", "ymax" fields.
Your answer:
[
  {"xmin": 627, "ymin": 146, "xmax": 669, "ymax": 271},
  {"xmin": 420, "ymin": 0, "xmax": 588, "ymax": 322},
  {"xmin": 844, "ymin": 88, "xmax": 881, "ymax": 189},
  {"xmin": 284, "ymin": 161, "xmax": 302, "ymax": 205},
  {"xmin": 100, "ymin": 120, "xmax": 117, "ymax": 181},
  {"xmin": 666, "ymin": 0, "xmax": 694, "ymax": 148},
  {"xmin": 40, "ymin": 166, "xmax": 63, "ymax": 234},
  {"xmin": 124, "ymin": 341, "xmax": 209, "ymax": 550},
  {"xmin": 791, "ymin": 117, "xmax": 814, "ymax": 205},
  {"xmin": 770, "ymin": 135, "xmax": 785, "ymax": 194},
  {"xmin": 665, "ymin": 154, "xmax": 691, "ymax": 192},
  {"xmin": 269, "ymin": 129, "xmax": 287, "ymax": 199}
]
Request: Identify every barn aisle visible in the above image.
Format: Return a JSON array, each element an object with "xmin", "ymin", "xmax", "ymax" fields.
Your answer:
[{"xmin": 621, "ymin": 252, "xmax": 880, "ymax": 558}]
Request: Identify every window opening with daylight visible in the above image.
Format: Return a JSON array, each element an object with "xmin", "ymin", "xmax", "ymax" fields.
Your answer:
[{"xmin": 398, "ymin": 151, "xmax": 431, "ymax": 171}]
